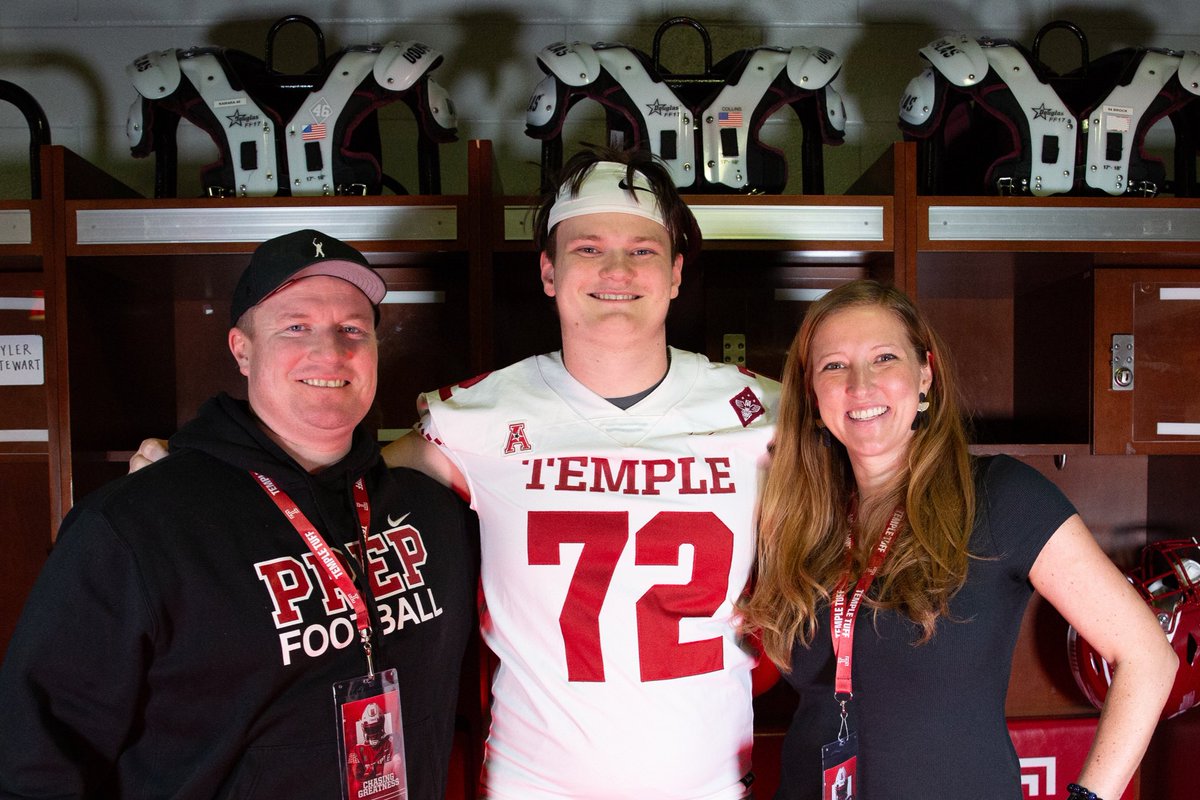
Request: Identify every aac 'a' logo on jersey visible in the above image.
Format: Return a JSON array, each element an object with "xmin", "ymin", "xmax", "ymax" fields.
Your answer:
[
  {"xmin": 730, "ymin": 387, "xmax": 765, "ymax": 427},
  {"xmin": 503, "ymin": 422, "xmax": 533, "ymax": 454}
]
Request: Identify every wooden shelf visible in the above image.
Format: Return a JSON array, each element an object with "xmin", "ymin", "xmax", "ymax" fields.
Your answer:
[{"xmin": 0, "ymin": 165, "xmax": 53, "ymax": 655}]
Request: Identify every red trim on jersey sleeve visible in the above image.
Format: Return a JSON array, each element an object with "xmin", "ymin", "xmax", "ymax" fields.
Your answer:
[
  {"xmin": 437, "ymin": 371, "xmax": 493, "ymax": 402},
  {"xmin": 747, "ymin": 630, "xmax": 781, "ymax": 696}
]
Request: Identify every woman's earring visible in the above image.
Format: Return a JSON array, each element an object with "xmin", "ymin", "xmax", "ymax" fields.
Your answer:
[
  {"xmin": 815, "ymin": 418, "xmax": 832, "ymax": 448},
  {"xmin": 911, "ymin": 392, "xmax": 930, "ymax": 431}
]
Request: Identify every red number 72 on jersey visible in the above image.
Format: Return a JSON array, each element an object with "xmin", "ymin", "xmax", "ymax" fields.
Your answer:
[{"xmin": 528, "ymin": 510, "xmax": 735, "ymax": 683}]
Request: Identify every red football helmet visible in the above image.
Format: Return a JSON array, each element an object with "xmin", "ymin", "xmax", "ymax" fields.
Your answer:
[{"xmin": 1068, "ymin": 538, "xmax": 1200, "ymax": 720}]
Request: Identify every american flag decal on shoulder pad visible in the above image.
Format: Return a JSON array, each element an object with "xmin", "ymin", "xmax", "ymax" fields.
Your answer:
[{"xmin": 730, "ymin": 387, "xmax": 764, "ymax": 427}]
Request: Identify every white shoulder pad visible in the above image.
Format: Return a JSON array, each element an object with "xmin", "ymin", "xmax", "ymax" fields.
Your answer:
[
  {"xmin": 920, "ymin": 34, "xmax": 990, "ymax": 87},
  {"xmin": 536, "ymin": 41, "xmax": 602, "ymax": 87},
  {"xmin": 899, "ymin": 67, "xmax": 937, "ymax": 126},
  {"xmin": 1137, "ymin": 49, "xmax": 1183, "ymax": 84},
  {"xmin": 126, "ymin": 97, "xmax": 147, "ymax": 147},
  {"xmin": 1180, "ymin": 50, "xmax": 1200, "ymax": 96},
  {"xmin": 526, "ymin": 73, "xmax": 560, "ymax": 128},
  {"xmin": 824, "ymin": 84, "xmax": 846, "ymax": 133},
  {"xmin": 127, "ymin": 49, "xmax": 182, "ymax": 100},
  {"xmin": 374, "ymin": 41, "xmax": 442, "ymax": 92},
  {"xmin": 424, "ymin": 77, "xmax": 457, "ymax": 129},
  {"xmin": 785, "ymin": 45, "xmax": 841, "ymax": 89}
]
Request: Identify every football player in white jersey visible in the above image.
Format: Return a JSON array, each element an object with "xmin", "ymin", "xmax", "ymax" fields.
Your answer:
[
  {"xmin": 386, "ymin": 148, "xmax": 779, "ymax": 799},
  {"xmin": 133, "ymin": 148, "xmax": 780, "ymax": 798}
]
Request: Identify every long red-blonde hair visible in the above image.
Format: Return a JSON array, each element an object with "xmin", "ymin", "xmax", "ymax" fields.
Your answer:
[{"xmin": 741, "ymin": 280, "xmax": 975, "ymax": 669}]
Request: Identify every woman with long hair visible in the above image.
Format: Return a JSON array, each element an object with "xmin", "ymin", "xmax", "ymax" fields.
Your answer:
[{"xmin": 741, "ymin": 279, "xmax": 1175, "ymax": 799}]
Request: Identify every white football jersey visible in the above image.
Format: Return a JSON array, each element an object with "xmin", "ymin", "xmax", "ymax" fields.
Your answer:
[{"xmin": 418, "ymin": 348, "xmax": 779, "ymax": 800}]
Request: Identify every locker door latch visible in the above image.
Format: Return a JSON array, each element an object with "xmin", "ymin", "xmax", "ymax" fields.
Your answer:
[{"xmin": 1111, "ymin": 334, "xmax": 1134, "ymax": 391}]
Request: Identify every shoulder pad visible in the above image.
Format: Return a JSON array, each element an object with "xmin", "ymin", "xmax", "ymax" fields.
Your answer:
[
  {"xmin": 424, "ymin": 77, "xmax": 457, "ymax": 131},
  {"xmin": 785, "ymin": 45, "xmax": 841, "ymax": 89},
  {"xmin": 127, "ymin": 49, "xmax": 182, "ymax": 100},
  {"xmin": 536, "ymin": 41, "xmax": 602, "ymax": 87},
  {"xmin": 126, "ymin": 97, "xmax": 148, "ymax": 148},
  {"xmin": 982, "ymin": 44, "xmax": 1040, "ymax": 82},
  {"xmin": 374, "ymin": 41, "xmax": 443, "ymax": 92},
  {"xmin": 823, "ymin": 84, "xmax": 847, "ymax": 135},
  {"xmin": 899, "ymin": 66, "xmax": 938, "ymax": 126},
  {"xmin": 1179, "ymin": 50, "xmax": 1200, "ymax": 96},
  {"xmin": 919, "ymin": 34, "xmax": 990, "ymax": 87},
  {"xmin": 526, "ymin": 73, "xmax": 561, "ymax": 128},
  {"xmin": 1137, "ymin": 49, "xmax": 1182, "ymax": 82},
  {"xmin": 1144, "ymin": 45, "xmax": 1185, "ymax": 59},
  {"xmin": 595, "ymin": 46, "xmax": 654, "ymax": 82}
]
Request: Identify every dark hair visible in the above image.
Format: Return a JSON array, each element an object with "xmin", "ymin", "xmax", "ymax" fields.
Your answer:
[{"xmin": 532, "ymin": 145, "xmax": 701, "ymax": 263}]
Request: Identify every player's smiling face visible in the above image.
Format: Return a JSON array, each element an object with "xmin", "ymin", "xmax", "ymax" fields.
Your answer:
[{"xmin": 540, "ymin": 211, "xmax": 682, "ymax": 343}]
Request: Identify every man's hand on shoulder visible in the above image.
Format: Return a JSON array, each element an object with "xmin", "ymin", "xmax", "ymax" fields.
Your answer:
[
  {"xmin": 129, "ymin": 438, "xmax": 169, "ymax": 473},
  {"xmin": 382, "ymin": 430, "xmax": 468, "ymax": 501}
]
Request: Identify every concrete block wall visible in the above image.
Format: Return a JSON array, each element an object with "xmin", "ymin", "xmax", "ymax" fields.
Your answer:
[{"xmin": 1, "ymin": 0, "xmax": 1199, "ymax": 200}]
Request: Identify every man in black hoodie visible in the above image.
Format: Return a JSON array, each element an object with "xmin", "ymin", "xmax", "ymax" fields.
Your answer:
[{"xmin": 0, "ymin": 230, "xmax": 477, "ymax": 800}]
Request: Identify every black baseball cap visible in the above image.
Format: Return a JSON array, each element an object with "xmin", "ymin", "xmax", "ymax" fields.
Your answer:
[{"xmin": 230, "ymin": 229, "xmax": 387, "ymax": 326}]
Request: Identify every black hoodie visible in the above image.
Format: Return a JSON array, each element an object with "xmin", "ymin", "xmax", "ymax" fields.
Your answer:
[{"xmin": 0, "ymin": 393, "xmax": 478, "ymax": 800}]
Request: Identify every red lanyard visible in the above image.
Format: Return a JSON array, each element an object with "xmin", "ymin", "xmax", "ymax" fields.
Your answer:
[
  {"xmin": 251, "ymin": 471, "xmax": 376, "ymax": 675},
  {"xmin": 830, "ymin": 506, "xmax": 905, "ymax": 698}
]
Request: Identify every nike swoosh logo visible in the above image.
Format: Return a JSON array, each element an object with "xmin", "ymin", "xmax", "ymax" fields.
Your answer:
[
  {"xmin": 617, "ymin": 178, "xmax": 649, "ymax": 193},
  {"xmin": 387, "ymin": 512, "xmax": 411, "ymax": 528}
]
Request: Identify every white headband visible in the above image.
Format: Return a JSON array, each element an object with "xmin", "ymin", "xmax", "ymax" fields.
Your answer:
[{"xmin": 546, "ymin": 161, "xmax": 668, "ymax": 231}]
